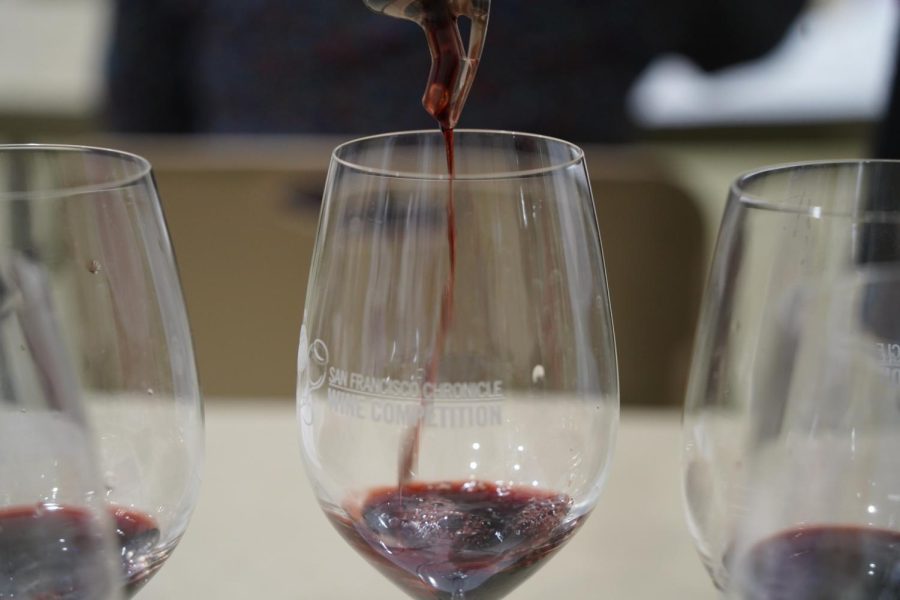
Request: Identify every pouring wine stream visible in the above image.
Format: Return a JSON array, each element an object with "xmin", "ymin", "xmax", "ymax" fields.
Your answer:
[{"xmin": 363, "ymin": 0, "xmax": 490, "ymax": 487}]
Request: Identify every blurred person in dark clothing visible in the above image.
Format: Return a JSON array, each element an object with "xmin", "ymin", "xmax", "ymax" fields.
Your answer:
[
  {"xmin": 106, "ymin": 0, "xmax": 807, "ymax": 141},
  {"xmin": 875, "ymin": 24, "xmax": 900, "ymax": 159}
]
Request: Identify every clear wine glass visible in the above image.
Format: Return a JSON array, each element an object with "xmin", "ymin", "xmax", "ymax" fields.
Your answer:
[
  {"xmin": 0, "ymin": 145, "xmax": 204, "ymax": 596},
  {"xmin": 0, "ymin": 255, "xmax": 123, "ymax": 599},
  {"xmin": 682, "ymin": 160, "xmax": 900, "ymax": 593},
  {"xmin": 297, "ymin": 130, "xmax": 618, "ymax": 599},
  {"xmin": 724, "ymin": 267, "xmax": 900, "ymax": 599}
]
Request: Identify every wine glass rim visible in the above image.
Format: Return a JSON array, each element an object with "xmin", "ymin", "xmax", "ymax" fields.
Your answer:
[
  {"xmin": 732, "ymin": 159, "xmax": 900, "ymax": 221},
  {"xmin": 0, "ymin": 144, "xmax": 152, "ymax": 201},
  {"xmin": 331, "ymin": 129, "xmax": 585, "ymax": 180}
]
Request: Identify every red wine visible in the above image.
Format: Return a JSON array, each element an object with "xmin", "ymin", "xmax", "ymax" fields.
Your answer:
[
  {"xmin": 373, "ymin": 0, "xmax": 486, "ymax": 488},
  {"xmin": 399, "ymin": 125, "xmax": 458, "ymax": 485},
  {"xmin": 0, "ymin": 503, "xmax": 161, "ymax": 598},
  {"xmin": 737, "ymin": 525, "xmax": 900, "ymax": 599},
  {"xmin": 110, "ymin": 506, "xmax": 163, "ymax": 594},
  {"xmin": 327, "ymin": 481, "xmax": 582, "ymax": 599},
  {"xmin": 398, "ymin": 0, "xmax": 464, "ymax": 486}
]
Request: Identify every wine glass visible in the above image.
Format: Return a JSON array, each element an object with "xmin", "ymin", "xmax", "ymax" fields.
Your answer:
[
  {"xmin": 0, "ymin": 254, "xmax": 123, "ymax": 599},
  {"xmin": 0, "ymin": 145, "xmax": 204, "ymax": 595},
  {"xmin": 724, "ymin": 267, "xmax": 900, "ymax": 599},
  {"xmin": 683, "ymin": 160, "xmax": 900, "ymax": 592},
  {"xmin": 298, "ymin": 130, "xmax": 618, "ymax": 599}
]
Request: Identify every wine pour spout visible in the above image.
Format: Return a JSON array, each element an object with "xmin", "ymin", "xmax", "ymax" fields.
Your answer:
[{"xmin": 363, "ymin": 0, "xmax": 490, "ymax": 129}]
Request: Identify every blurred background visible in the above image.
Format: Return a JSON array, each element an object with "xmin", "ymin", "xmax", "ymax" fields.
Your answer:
[{"xmin": 0, "ymin": 0, "xmax": 895, "ymax": 407}]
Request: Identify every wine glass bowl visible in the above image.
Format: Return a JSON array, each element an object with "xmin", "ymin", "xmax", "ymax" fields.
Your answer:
[
  {"xmin": 298, "ymin": 130, "xmax": 617, "ymax": 599},
  {"xmin": 683, "ymin": 161, "xmax": 900, "ymax": 594},
  {"xmin": 0, "ymin": 145, "xmax": 203, "ymax": 595}
]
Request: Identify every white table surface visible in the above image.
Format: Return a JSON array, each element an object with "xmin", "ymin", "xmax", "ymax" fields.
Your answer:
[{"xmin": 139, "ymin": 400, "xmax": 715, "ymax": 599}]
